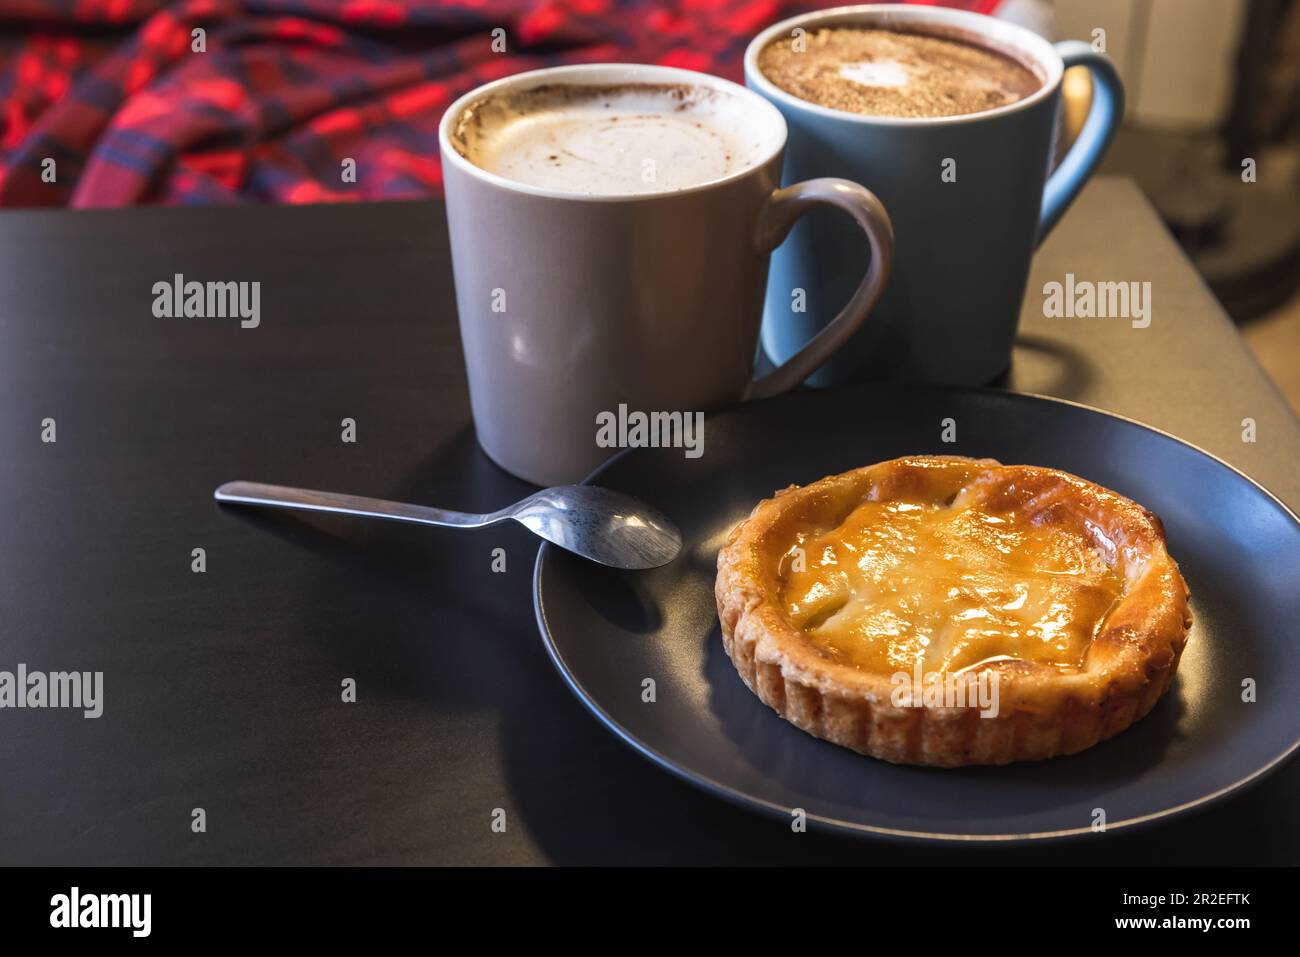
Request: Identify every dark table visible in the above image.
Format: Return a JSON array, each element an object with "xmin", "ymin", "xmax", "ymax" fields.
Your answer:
[{"xmin": 1, "ymin": 177, "xmax": 1295, "ymax": 865}]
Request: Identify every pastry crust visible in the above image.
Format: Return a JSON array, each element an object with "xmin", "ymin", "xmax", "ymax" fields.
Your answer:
[{"xmin": 715, "ymin": 456, "xmax": 1192, "ymax": 766}]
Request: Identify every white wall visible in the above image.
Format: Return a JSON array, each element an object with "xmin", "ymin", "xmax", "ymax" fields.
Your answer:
[{"xmin": 1049, "ymin": 0, "xmax": 1248, "ymax": 130}]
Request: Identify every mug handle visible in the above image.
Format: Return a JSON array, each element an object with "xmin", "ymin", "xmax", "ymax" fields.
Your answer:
[
  {"xmin": 1037, "ymin": 41, "xmax": 1125, "ymax": 243},
  {"xmin": 746, "ymin": 178, "xmax": 894, "ymax": 399}
]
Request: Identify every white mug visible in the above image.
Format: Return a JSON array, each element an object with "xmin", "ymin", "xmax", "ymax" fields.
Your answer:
[{"xmin": 438, "ymin": 63, "xmax": 894, "ymax": 486}]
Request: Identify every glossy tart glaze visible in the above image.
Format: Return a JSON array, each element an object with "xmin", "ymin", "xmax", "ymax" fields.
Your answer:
[{"xmin": 715, "ymin": 455, "xmax": 1192, "ymax": 766}]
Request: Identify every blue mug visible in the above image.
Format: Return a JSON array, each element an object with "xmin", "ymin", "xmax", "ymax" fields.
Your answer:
[{"xmin": 745, "ymin": 3, "xmax": 1123, "ymax": 386}]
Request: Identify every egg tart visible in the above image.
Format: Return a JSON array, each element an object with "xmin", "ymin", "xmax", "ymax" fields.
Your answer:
[{"xmin": 715, "ymin": 456, "xmax": 1192, "ymax": 766}]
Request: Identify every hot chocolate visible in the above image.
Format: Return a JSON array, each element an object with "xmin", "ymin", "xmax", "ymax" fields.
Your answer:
[{"xmin": 758, "ymin": 27, "xmax": 1041, "ymax": 119}]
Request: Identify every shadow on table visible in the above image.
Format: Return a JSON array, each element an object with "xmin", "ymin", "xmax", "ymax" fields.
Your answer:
[
  {"xmin": 1004, "ymin": 333, "xmax": 1097, "ymax": 399},
  {"xmin": 221, "ymin": 424, "xmax": 541, "ymax": 713}
]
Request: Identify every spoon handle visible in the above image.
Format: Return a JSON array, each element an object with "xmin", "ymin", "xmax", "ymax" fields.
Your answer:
[{"xmin": 213, "ymin": 481, "xmax": 497, "ymax": 529}]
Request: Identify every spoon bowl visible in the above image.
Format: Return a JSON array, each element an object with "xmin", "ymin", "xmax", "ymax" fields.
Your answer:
[{"xmin": 508, "ymin": 485, "xmax": 682, "ymax": 570}]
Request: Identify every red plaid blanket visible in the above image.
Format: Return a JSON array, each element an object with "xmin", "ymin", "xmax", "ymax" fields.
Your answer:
[{"xmin": 0, "ymin": 0, "xmax": 997, "ymax": 206}]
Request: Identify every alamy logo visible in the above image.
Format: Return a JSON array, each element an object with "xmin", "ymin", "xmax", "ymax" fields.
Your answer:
[
  {"xmin": 152, "ymin": 273, "xmax": 261, "ymax": 328},
  {"xmin": 1042, "ymin": 273, "xmax": 1151, "ymax": 328},
  {"xmin": 50, "ymin": 887, "xmax": 151, "ymax": 937},
  {"xmin": 0, "ymin": 665, "xmax": 102, "ymax": 718},
  {"xmin": 595, "ymin": 404, "xmax": 704, "ymax": 459},
  {"xmin": 890, "ymin": 662, "xmax": 999, "ymax": 717}
]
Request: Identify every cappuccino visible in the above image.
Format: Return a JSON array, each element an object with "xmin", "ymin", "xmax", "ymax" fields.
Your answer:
[
  {"xmin": 759, "ymin": 27, "xmax": 1041, "ymax": 119},
  {"xmin": 449, "ymin": 83, "xmax": 778, "ymax": 195}
]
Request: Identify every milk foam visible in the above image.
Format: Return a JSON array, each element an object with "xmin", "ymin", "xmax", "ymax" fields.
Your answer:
[
  {"xmin": 839, "ymin": 60, "xmax": 909, "ymax": 89},
  {"xmin": 451, "ymin": 83, "xmax": 777, "ymax": 195}
]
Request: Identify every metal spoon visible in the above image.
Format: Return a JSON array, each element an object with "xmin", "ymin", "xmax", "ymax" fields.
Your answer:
[{"xmin": 213, "ymin": 480, "xmax": 682, "ymax": 570}]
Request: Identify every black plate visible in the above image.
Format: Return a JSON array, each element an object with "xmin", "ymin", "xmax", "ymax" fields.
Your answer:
[{"xmin": 533, "ymin": 384, "xmax": 1300, "ymax": 842}]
